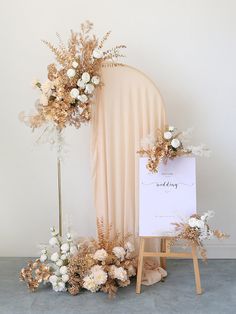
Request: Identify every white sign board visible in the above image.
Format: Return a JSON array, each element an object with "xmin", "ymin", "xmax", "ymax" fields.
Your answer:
[{"xmin": 139, "ymin": 157, "xmax": 196, "ymax": 237}]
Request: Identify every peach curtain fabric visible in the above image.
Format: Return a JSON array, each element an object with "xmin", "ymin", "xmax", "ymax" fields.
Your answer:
[{"xmin": 91, "ymin": 65, "xmax": 166, "ymax": 241}]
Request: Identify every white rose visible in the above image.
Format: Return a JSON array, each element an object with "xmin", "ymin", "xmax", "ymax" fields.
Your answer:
[
  {"xmin": 49, "ymin": 237, "xmax": 58, "ymax": 247},
  {"xmin": 61, "ymin": 243, "xmax": 70, "ymax": 253},
  {"xmin": 112, "ymin": 247, "xmax": 126, "ymax": 261},
  {"xmin": 93, "ymin": 49, "xmax": 103, "ymax": 59},
  {"xmin": 70, "ymin": 88, "xmax": 80, "ymax": 99},
  {"xmin": 78, "ymin": 94, "xmax": 88, "ymax": 103},
  {"xmin": 93, "ymin": 249, "xmax": 108, "ymax": 262},
  {"xmin": 91, "ymin": 76, "xmax": 100, "ymax": 85},
  {"xmin": 40, "ymin": 254, "xmax": 47, "ymax": 263},
  {"xmin": 171, "ymin": 138, "xmax": 181, "ymax": 149},
  {"xmin": 56, "ymin": 259, "xmax": 63, "ymax": 267},
  {"xmin": 169, "ymin": 126, "xmax": 175, "ymax": 132},
  {"xmin": 163, "ymin": 131, "xmax": 172, "ymax": 140},
  {"xmin": 62, "ymin": 274, "xmax": 69, "ymax": 283},
  {"xmin": 67, "ymin": 68, "xmax": 76, "ymax": 78},
  {"xmin": 77, "ymin": 79, "xmax": 86, "ymax": 89},
  {"xmin": 196, "ymin": 220, "xmax": 205, "ymax": 229},
  {"xmin": 85, "ymin": 83, "xmax": 95, "ymax": 94},
  {"xmin": 51, "ymin": 252, "xmax": 59, "ymax": 262},
  {"xmin": 49, "ymin": 275, "xmax": 58, "ymax": 284},
  {"xmin": 81, "ymin": 72, "xmax": 90, "ymax": 83},
  {"xmin": 72, "ymin": 61, "xmax": 78, "ymax": 68},
  {"xmin": 60, "ymin": 266, "xmax": 68, "ymax": 275}
]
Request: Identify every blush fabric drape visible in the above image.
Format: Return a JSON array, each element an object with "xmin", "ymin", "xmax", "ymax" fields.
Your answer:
[{"xmin": 91, "ymin": 65, "xmax": 166, "ymax": 242}]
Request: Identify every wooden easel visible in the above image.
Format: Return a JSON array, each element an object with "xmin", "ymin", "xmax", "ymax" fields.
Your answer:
[{"xmin": 136, "ymin": 236, "xmax": 202, "ymax": 295}]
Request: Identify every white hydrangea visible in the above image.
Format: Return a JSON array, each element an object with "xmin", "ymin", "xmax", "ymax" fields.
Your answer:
[
  {"xmin": 112, "ymin": 246, "xmax": 126, "ymax": 261},
  {"xmin": 201, "ymin": 210, "xmax": 214, "ymax": 222},
  {"xmin": 83, "ymin": 275, "xmax": 99, "ymax": 292},
  {"xmin": 70, "ymin": 245, "xmax": 78, "ymax": 255},
  {"xmin": 109, "ymin": 265, "xmax": 127, "ymax": 282},
  {"xmin": 91, "ymin": 265, "xmax": 107, "ymax": 285},
  {"xmin": 93, "ymin": 249, "xmax": 108, "ymax": 261}
]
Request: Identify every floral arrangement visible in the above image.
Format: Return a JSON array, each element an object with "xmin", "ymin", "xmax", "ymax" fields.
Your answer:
[
  {"xmin": 20, "ymin": 227, "xmax": 79, "ymax": 292},
  {"xmin": 20, "ymin": 220, "xmax": 136, "ymax": 298},
  {"xmin": 137, "ymin": 126, "xmax": 210, "ymax": 173},
  {"xmin": 170, "ymin": 211, "xmax": 228, "ymax": 261},
  {"xmin": 20, "ymin": 20, "xmax": 125, "ymax": 134},
  {"xmin": 68, "ymin": 219, "xmax": 136, "ymax": 298}
]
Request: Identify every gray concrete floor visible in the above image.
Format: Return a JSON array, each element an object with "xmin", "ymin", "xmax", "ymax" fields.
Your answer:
[{"xmin": 0, "ymin": 258, "xmax": 235, "ymax": 314}]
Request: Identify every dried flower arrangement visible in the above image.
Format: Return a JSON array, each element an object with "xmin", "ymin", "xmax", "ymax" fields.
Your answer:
[
  {"xmin": 20, "ymin": 20, "xmax": 126, "ymax": 134},
  {"xmin": 20, "ymin": 227, "xmax": 79, "ymax": 292},
  {"xmin": 137, "ymin": 126, "xmax": 210, "ymax": 173},
  {"xmin": 68, "ymin": 218, "xmax": 136, "ymax": 298},
  {"xmin": 170, "ymin": 211, "xmax": 228, "ymax": 261},
  {"xmin": 20, "ymin": 220, "xmax": 136, "ymax": 298}
]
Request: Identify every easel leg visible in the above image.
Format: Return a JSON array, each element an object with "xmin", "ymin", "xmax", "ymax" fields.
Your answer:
[
  {"xmin": 160, "ymin": 238, "xmax": 167, "ymax": 270},
  {"xmin": 191, "ymin": 245, "xmax": 202, "ymax": 295},
  {"xmin": 136, "ymin": 237, "xmax": 145, "ymax": 294}
]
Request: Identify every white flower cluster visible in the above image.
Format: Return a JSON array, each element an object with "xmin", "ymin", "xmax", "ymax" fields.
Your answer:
[
  {"xmin": 67, "ymin": 70, "xmax": 100, "ymax": 105},
  {"xmin": 39, "ymin": 227, "xmax": 78, "ymax": 292},
  {"xmin": 163, "ymin": 126, "xmax": 181, "ymax": 149},
  {"xmin": 188, "ymin": 211, "xmax": 215, "ymax": 241},
  {"xmin": 83, "ymin": 241, "xmax": 135, "ymax": 293}
]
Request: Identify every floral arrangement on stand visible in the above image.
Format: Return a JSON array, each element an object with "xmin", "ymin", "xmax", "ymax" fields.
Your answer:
[
  {"xmin": 170, "ymin": 211, "xmax": 228, "ymax": 261},
  {"xmin": 20, "ymin": 220, "xmax": 136, "ymax": 298},
  {"xmin": 20, "ymin": 20, "xmax": 125, "ymax": 134},
  {"xmin": 137, "ymin": 125, "xmax": 210, "ymax": 173}
]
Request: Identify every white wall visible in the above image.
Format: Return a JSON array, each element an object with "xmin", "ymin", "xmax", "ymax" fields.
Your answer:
[{"xmin": 0, "ymin": 0, "xmax": 235, "ymax": 257}]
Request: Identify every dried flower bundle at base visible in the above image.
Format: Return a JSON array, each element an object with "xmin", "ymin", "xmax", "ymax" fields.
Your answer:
[{"xmin": 68, "ymin": 218, "xmax": 137, "ymax": 298}]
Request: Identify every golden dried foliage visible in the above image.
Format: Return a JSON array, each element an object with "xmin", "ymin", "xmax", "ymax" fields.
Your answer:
[{"xmin": 19, "ymin": 259, "xmax": 51, "ymax": 292}]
